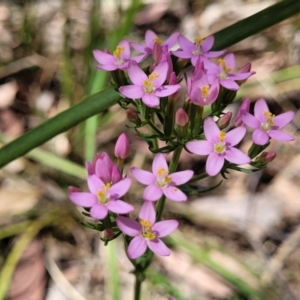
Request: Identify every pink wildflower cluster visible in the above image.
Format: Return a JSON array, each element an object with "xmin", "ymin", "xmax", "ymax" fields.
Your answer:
[{"xmin": 68, "ymin": 30, "xmax": 295, "ymax": 261}]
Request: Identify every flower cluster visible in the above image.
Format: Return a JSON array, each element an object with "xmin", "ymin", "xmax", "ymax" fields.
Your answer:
[{"xmin": 68, "ymin": 30, "xmax": 295, "ymax": 261}]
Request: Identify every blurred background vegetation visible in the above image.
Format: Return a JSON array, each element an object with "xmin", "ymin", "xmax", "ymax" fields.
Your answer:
[{"xmin": 0, "ymin": 0, "xmax": 300, "ymax": 299}]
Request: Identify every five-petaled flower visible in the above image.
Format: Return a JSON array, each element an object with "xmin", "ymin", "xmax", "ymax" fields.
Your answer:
[
  {"xmin": 116, "ymin": 201, "xmax": 178, "ymax": 259},
  {"xmin": 186, "ymin": 117, "xmax": 250, "ymax": 176},
  {"xmin": 130, "ymin": 153, "xmax": 194, "ymax": 201},
  {"xmin": 68, "ymin": 175, "xmax": 133, "ymax": 220},
  {"xmin": 241, "ymin": 98, "xmax": 295, "ymax": 145},
  {"xmin": 119, "ymin": 61, "xmax": 181, "ymax": 107}
]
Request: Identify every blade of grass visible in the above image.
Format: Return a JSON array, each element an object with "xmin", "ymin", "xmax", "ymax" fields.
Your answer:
[
  {"xmin": 0, "ymin": 212, "xmax": 58, "ymax": 299},
  {"xmin": 212, "ymin": 0, "xmax": 300, "ymax": 50},
  {"xmin": 0, "ymin": 0, "xmax": 299, "ymax": 168}
]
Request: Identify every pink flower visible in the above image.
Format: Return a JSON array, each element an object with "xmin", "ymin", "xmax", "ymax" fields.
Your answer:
[
  {"xmin": 188, "ymin": 69, "xmax": 219, "ymax": 106},
  {"xmin": 115, "ymin": 133, "xmax": 130, "ymax": 159},
  {"xmin": 86, "ymin": 152, "xmax": 122, "ymax": 184},
  {"xmin": 68, "ymin": 176, "xmax": 133, "ymax": 220},
  {"xmin": 116, "ymin": 201, "xmax": 178, "ymax": 259},
  {"xmin": 234, "ymin": 98, "xmax": 250, "ymax": 127},
  {"xmin": 131, "ymin": 30, "xmax": 179, "ymax": 58},
  {"xmin": 130, "ymin": 153, "xmax": 194, "ymax": 201},
  {"xmin": 241, "ymin": 98, "xmax": 295, "ymax": 145},
  {"xmin": 206, "ymin": 53, "xmax": 255, "ymax": 90},
  {"xmin": 172, "ymin": 35, "xmax": 225, "ymax": 66},
  {"xmin": 119, "ymin": 61, "xmax": 181, "ymax": 107},
  {"xmin": 186, "ymin": 117, "xmax": 250, "ymax": 176},
  {"xmin": 175, "ymin": 108, "xmax": 189, "ymax": 127},
  {"xmin": 93, "ymin": 40, "xmax": 144, "ymax": 71}
]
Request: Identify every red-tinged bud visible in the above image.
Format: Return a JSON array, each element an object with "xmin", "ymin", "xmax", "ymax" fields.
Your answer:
[
  {"xmin": 126, "ymin": 109, "xmax": 141, "ymax": 126},
  {"xmin": 153, "ymin": 42, "xmax": 162, "ymax": 65},
  {"xmin": 237, "ymin": 63, "xmax": 254, "ymax": 85},
  {"xmin": 115, "ymin": 133, "xmax": 130, "ymax": 159},
  {"xmin": 175, "ymin": 108, "xmax": 189, "ymax": 127},
  {"xmin": 217, "ymin": 112, "xmax": 232, "ymax": 129},
  {"xmin": 68, "ymin": 186, "xmax": 82, "ymax": 194},
  {"xmin": 111, "ymin": 165, "xmax": 122, "ymax": 184},
  {"xmin": 256, "ymin": 151, "xmax": 276, "ymax": 165},
  {"xmin": 168, "ymin": 72, "xmax": 179, "ymax": 101},
  {"xmin": 104, "ymin": 228, "xmax": 114, "ymax": 240},
  {"xmin": 234, "ymin": 98, "xmax": 250, "ymax": 127}
]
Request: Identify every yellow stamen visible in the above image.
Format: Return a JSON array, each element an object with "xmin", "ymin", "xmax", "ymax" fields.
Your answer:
[
  {"xmin": 218, "ymin": 59, "xmax": 232, "ymax": 73},
  {"xmin": 144, "ymin": 231, "xmax": 156, "ymax": 240},
  {"xmin": 261, "ymin": 111, "xmax": 275, "ymax": 130},
  {"xmin": 153, "ymin": 37, "xmax": 163, "ymax": 45},
  {"xmin": 140, "ymin": 219, "xmax": 156, "ymax": 240},
  {"xmin": 157, "ymin": 167, "xmax": 167, "ymax": 177},
  {"xmin": 194, "ymin": 37, "xmax": 204, "ymax": 44},
  {"xmin": 113, "ymin": 46, "xmax": 124, "ymax": 58},
  {"xmin": 148, "ymin": 72, "xmax": 159, "ymax": 81},
  {"xmin": 219, "ymin": 131, "xmax": 226, "ymax": 142},
  {"xmin": 201, "ymin": 85, "xmax": 210, "ymax": 99}
]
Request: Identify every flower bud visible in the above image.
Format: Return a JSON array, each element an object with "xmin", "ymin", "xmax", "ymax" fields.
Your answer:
[
  {"xmin": 234, "ymin": 98, "xmax": 250, "ymax": 127},
  {"xmin": 217, "ymin": 112, "xmax": 232, "ymax": 129},
  {"xmin": 126, "ymin": 109, "xmax": 141, "ymax": 126},
  {"xmin": 175, "ymin": 108, "xmax": 189, "ymax": 127},
  {"xmin": 104, "ymin": 228, "xmax": 114, "ymax": 240},
  {"xmin": 237, "ymin": 63, "xmax": 255, "ymax": 85},
  {"xmin": 115, "ymin": 133, "xmax": 130, "ymax": 159},
  {"xmin": 153, "ymin": 42, "xmax": 162, "ymax": 65},
  {"xmin": 256, "ymin": 151, "xmax": 276, "ymax": 165},
  {"xmin": 168, "ymin": 72, "xmax": 180, "ymax": 101}
]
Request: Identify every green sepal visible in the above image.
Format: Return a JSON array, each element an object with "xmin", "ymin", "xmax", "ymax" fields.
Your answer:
[
  {"xmin": 179, "ymin": 180, "xmax": 223, "ymax": 194},
  {"xmin": 80, "ymin": 221, "xmax": 104, "ymax": 231},
  {"xmin": 247, "ymin": 142, "xmax": 270, "ymax": 158},
  {"xmin": 149, "ymin": 144, "xmax": 178, "ymax": 153}
]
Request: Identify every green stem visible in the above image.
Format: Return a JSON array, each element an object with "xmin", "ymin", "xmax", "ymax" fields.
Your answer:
[
  {"xmin": 134, "ymin": 274, "xmax": 142, "ymax": 300},
  {"xmin": 150, "ymin": 114, "xmax": 158, "ymax": 150},
  {"xmin": 212, "ymin": 0, "xmax": 300, "ymax": 50},
  {"xmin": 188, "ymin": 172, "xmax": 209, "ymax": 183}
]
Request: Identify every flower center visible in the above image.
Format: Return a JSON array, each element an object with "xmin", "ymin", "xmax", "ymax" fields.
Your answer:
[
  {"xmin": 153, "ymin": 37, "xmax": 163, "ymax": 45},
  {"xmin": 143, "ymin": 72, "xmax": 159, "ymax": 94},
  {"xmin": 113, "ymin": 46, "xmax": 125, "ymax": 66},
  {"xmin": 261, "ymin": 111, "xmax": 275, "ymax": 131},
  {"xmin": 140, "ymin": 219, "xmax": 156, "ymax": 240},
  {"xmin": 200, "ymin": 85, "xmax": 210, "ymax": 100},
  {"xmin": 218, "ymin": 59, "xmax": 232, "ymax": 80},
  {"xmin": 213, "ymin": 131, "xmax": 227, "ymax": 154},
  {"xmin": 192, "ymin": 37, "xmax": 204, "ymax": 56},
  {"xmin": 97, "ymin": 183, "xmax": 111, "ymax": 204},
  {"xmin": 156, "ymin": 167, "xmax": 172, "ymax": 188}
]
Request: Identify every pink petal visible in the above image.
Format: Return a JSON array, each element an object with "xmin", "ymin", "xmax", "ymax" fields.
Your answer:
[
  {"xmin": 143, "ymin": 184, "xmax": 163, "ymax": 201},
  {"xmin": 93, "ymin": 50, "xmax": 115, "ymax": 64},
  {"xmin": 252, "ymin": 129, "xmax": 269, "ymax": 145},
  {"xmin": 177, "ymin": 35, "xmax": 194, "ymax": 53},
  {"xmin": 225, "ymin": 127, "xmax": 246, "ymax": 146},
  {"xmin": 229, "ymin": 72, "xmax": 254, "ymax": 80},
  {"xmin": 205, "ymin": 50, "xmax": 226, "ymax": 58},
  {"xmin": 145, "ymin": 30, "xmax": 157, "ymax": 48},
  {"xmin": 127, "ymin": 62, "xmax": 148, "ymax": 85},
  {"xmin": 131, "ymin": 54, "xmax": 148, "ymax": 63},
  {"xmin": 96, "ymin": 63, "xmax": 118, "ymax": 71},
  {"xmin": 118, "ymin": 40, "xmax": 130, "ymax": 59},
  {"xmin": 68, "ymin": 191, "xmax": 97, "ymax": 207},
  {"xmin": 241, "ymin": 112, "xmax": 260, "ymax": 129},
  {"xmin": 90, "ymin": 203, "xmax": 108, "ymax": 219},
  {"xmin": 85, "ymin": 161, "xmax": 94, "ymax": 175},
  {"xmin": 116, "ymin": 216, "xmax": 141, "ymax": 237},
  {"xmin": 119, "ymin": 85, "xmax": 144, "ymax": 100},
  {"xmin": 163, "ymin": 32, "xmax": 179, "ymax": 48},
  {"xmin": 95, "ymin": 163, "xmax": 111, "ymax": 183},
  {"xmin": 268, "ymin": 130, "xmax": 295, "ymax": 142},
  {"xmin": 169, "ymin": 170, "xmax": 194, "ymax": 185},
  {"xmin": 142, "ymin": 94, "xmax": 160, "ymax": 107},
  {"xmin": 204, "ymin": 117, "xmax": 220, "ymax": 142},
  {"xmin": 206, "ymin": 152, "xmax": 224, "ymax": 176},
  {"xmin": 128, "ymin": 236, "xmax": 148, "ymax": 259},
  {"xmin": 139, "ymin": 201, "xmax": 156, "ymax": 224},
  {"xmin": 254, "ymin": 98, "xmax": 269, "ymax": 121},
  {"xmin": 224, "ymin": 53, "xmax": 235, "ymax": 70},
  {"xmin": 152, "ymin": 153, "xmax": 168, "ymax": 175},
  {"xmin": 152, "ymin": 62, "xmax": 168, "ymax": 87},
  {"xmin": 107, "ymin": 200, "xmax": 134, "ymax": 214},
  {"xmin": 273, "ymin": 111, "xmax": 294, "ymax": 128},
  {"xmin": 147, "ymin": 239, "xmax": 170, "ymax": 256},
  {"xmin": 220, "ymin": 79, "xmax": 239, "ymax": 90},
  {"xmin": 155, "ymin": 84, "xmax": 181, "ymax": 97},
  {"xmin": 87, "ymin": 175, "xmax": 104, "ymax": 195},
  {"xmin": 172, "ymin": 50, "xmax": 192, "ymax": 59},
  {"xmin": 109, "ymin": 178, "xmax": 132, "ymax": 198},
  {"xmin": 130, "ymin": 42, "xmax": 148, "ymax": 54},
  {"xmin": 225, "ymin": 148, "xmax": 250, "ymax": 165},
  {"xmin": 163, "ymin": 186, "xmax": 187, "ymax": 202},
  {"xmin": 130, "ymin": 167, "xmax": 156, "ymax": 185},
  {"xmin": 201, "ymin": 36, "xmax": 214, "ymax": 52},
  {"xmin": 186, "ymin": 140, "xmax": 213, "ymax": 155},
  {"xmin": 152, "ymin": 220, "xmax": 179, "ymax": 237}
]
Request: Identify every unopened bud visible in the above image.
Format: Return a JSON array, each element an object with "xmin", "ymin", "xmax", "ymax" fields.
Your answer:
[
  {"xmin": 115, "ymin": 133, "xmax": 130, "ymax": 159},
  {"xmin": 237, "ymin": 63, "xmax": 255, "ymax": 85},
  {"xmin": 235, "ymin": 98, "xmax": 250, "ymax": 127},
  {"xmin": 168, "ymin": 72, "xmax": 179, "ymax": 101},
  {"xmin": 256, "ymin": 151, "xmax": 276, "ymax": 165},
  {"xmin": 104, "ymin": 228, "xmax": 114, "ymax": 240},
  {"xmin": 153, "ymin": 42, "xmax": 162, "ymax": 65},
  {"xmin": 175, "ymin": 108, "xmax": 189, "ymax": 127},
  {"xmin": 217, "ymin": 112, "xmax": 232, "ymax": 129},
  {"xmin": 126, "ymin": 109, "xmax": 141, "ymax": 126}
]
